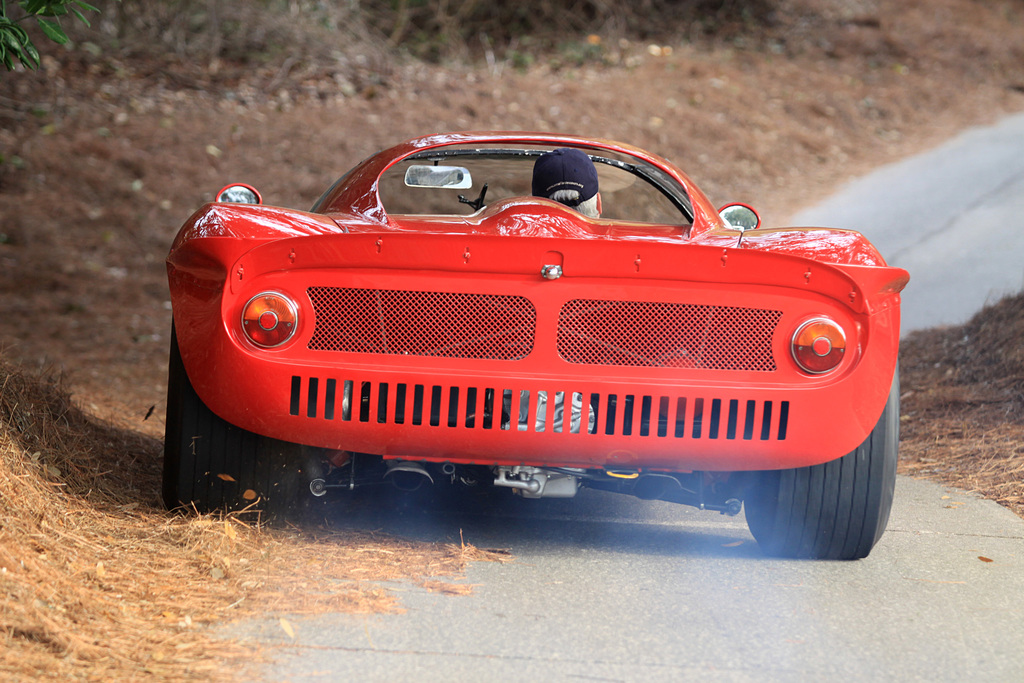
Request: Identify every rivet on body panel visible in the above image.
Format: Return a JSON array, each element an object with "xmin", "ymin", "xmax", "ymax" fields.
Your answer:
[{"xmin": 541, "ymin": 264, "xmax": 562, "ymax": 280}]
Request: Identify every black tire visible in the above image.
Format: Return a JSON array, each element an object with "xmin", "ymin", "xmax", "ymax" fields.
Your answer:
[
  {"xmin": 744, "ymin": 368, "xmax": 899, "ymax": 560},
  {"xmin": 163, "ymin": 325, "xmax": 318, "ymax": 517}
]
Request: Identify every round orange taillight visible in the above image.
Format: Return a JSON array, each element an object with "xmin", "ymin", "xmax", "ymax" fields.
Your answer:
[
  {"xmin": 791, "ymin": 317, "xmax": 846, "ymax": 374},
  {"xmin": 241, "ymin": 292, "xmax": 298, "ymax": 348}
]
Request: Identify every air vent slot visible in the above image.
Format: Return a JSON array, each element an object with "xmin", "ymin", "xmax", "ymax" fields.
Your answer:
[{"xmin": 289, "ymin": 376, "xmax": 789, "ymax": 441}]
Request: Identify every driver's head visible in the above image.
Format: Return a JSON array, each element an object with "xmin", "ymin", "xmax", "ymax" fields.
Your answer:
[{"xmin": 532, "ymin": 148, "xmax": 601, "ymax": 218}]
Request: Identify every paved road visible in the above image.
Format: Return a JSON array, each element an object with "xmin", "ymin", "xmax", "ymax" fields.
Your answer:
[
  {"xmin": 789, "ymin": 111, "xmax": 1024, "ymax": 333},
  {"xmin": 233, "ymin": 478, "xmax": 1024, "ymax": 681},
  {"xmin": 230, "ymin": 114, "xmax": 1024, "ymax": 680}
]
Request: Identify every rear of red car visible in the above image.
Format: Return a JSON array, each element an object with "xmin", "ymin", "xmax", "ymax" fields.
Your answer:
[
  {"xmin": 164, "ymin": 134, "xmax": 907, "ymax": 560},
  {"xmin": 170, "ymin": 228, "xmax": 902, "ymax": 472}
]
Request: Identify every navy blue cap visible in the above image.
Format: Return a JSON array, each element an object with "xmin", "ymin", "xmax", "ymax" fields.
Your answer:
[{"xmin": 531, "ymin": 148, "xmax": 599, "ymax": 205}]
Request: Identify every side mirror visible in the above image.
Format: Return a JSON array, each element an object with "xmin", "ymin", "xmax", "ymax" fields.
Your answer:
[
  {"xmin": 216, "ymin": 184, "xmax": 262, "ymax": 205},
  {"xmin": 719, "ymin": 203, "xmax": 761, "ymax": 231}
]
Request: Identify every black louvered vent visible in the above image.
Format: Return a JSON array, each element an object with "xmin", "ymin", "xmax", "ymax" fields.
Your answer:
[{"xmin": 289, "ymin": 376, "xmax": 789, "ymax": 441}]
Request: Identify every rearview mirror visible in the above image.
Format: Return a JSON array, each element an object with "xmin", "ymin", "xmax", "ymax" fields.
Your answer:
[{"xmin": 404, "ymin": 165, "xmax": 473, "ymax": 189}]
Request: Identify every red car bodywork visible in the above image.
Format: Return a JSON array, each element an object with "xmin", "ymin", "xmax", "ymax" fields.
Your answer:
[{"xmin": 167, "ymin": 132, "xmax": 908, "ymax": 475}]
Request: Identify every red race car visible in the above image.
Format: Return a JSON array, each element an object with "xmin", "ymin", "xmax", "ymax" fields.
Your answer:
[{"xmin": 164, "ymin": 132, "xmax": 908, "ymax": 559}]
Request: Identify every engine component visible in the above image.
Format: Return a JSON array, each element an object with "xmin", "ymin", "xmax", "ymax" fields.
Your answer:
[
  {"xmin": 384, "ymin": 460, "xmax": 434, "ymax": 491},
  {"xmin": 493, "ymin": 466, "xmax": 581, "ymax": 499}
]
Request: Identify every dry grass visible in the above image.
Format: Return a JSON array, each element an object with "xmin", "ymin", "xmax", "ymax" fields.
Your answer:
[
  {"xmin": 0, "ymin": 360, "xmax": 510, "ymax": 681},
  {"xmin": 899, "ymin": 292, "xmax": 1024, "ymax": 518},
  {"xmin": 900, "ymin": 421, "xmax": 1024, "ymax": 515}
]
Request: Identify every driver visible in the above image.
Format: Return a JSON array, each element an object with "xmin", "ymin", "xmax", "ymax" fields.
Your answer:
[{"xmin": 532, "ymin": 148, "xmax": 602, "ymax": 218}]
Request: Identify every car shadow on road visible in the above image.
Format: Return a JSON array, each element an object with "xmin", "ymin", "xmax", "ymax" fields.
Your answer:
[{"xmin": 306, "ymin": 484, "xmax": 765, "ymax": 561}]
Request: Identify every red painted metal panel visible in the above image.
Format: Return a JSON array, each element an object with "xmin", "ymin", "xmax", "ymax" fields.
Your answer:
[
  {"xmin": 170, "ymin": 238, "xmax": 902, "ymax": 471},
  {"xmin": 168, "ymin": 132, "xmax": 908, "ymax": 473}
]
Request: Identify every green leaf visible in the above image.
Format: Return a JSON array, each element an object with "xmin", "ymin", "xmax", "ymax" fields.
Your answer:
[
  {"xmin": 71, "ymin": 7, "xmax": 89, "ymax": 27},
  {"xmin": 36, "ymin": 18, "xmax": 68, "ymax": 45},
  {"xmin": 23, "ymin": 39, "xmax": 39, "ymax": 67},
  {"xmin": 0, "ymin": 35, "xmax": 24, "ymax": 71},
  {"xmin": 10, "ymin": 24, "xmax": 31, "ymax": 45},
  {"xmin": 74, "ymin": 1, "xmax": 101, "ymax": 13},
  {"xmin": 4, "ymin": 26, "xmax": 41, "ymax": 69},
  {"xmin": 0, "ymin": 27, "xmax": 22, "ymax": 52},
  {"xmin": 22, "ymin": 1, "xmax": 69, "ymax": 18}
]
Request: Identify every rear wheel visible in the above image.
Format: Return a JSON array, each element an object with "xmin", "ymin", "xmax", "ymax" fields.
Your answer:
[
  {"xmin": 744, "ymin": 369, "xmax": 899, "ymax": 560},
  {"xmin": 163, "ymin": 326, "xmax": 318, "ymax": 517}
]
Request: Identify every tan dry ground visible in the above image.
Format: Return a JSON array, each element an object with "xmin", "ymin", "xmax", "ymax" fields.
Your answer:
[
  {"xmin": 2, "ymin": 0, "xmax": 1024, "ymax": 679},
  {"xmin": 900, "ymin": 292, "xmax": 1024, "ymax": 518},
  {"xmin": 0, "ymin": 367, "xmax": 510, "ymax": 678}
]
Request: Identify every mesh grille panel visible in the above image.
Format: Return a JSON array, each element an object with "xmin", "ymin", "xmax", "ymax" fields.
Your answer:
[
  {"xmin": 558, "ymin": 299, "xmax": 781, "ymax": 371},
  {"xmin": 307, "ymin": 287, "xmax": 535, "ymax": 360}
]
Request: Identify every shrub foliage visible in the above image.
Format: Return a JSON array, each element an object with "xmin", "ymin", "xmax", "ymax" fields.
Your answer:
[{"xmin": 1, "ymin": 0, "xmax": 99, "ymax": 71}]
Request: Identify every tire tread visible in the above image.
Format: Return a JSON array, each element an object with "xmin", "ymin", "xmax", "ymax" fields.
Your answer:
[
  {"xmin": 163, "ymin": 326, "xmax": 309, "ymax": 516},
  {"xmin": 745, "ymin": 369, "xmax": 900, "ymax": 560}
]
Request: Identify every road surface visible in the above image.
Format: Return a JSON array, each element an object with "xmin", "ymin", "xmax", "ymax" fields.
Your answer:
[
  {"xmin": 789, "ymin": 110, "xmax": 1024, "ymax": 333},
  {"xmin": 231, "ymin": 479, "xmax": 1024, "ymax": 681}
]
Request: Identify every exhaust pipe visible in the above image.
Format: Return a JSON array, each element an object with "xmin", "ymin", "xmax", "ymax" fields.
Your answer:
[
  {"xmin": 632, "ymin": 473, "xmax": 681, "ymax": 500},
  {"xmin": 384, "ymin": 460, "xmax": 434, "ymax": 492}
]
